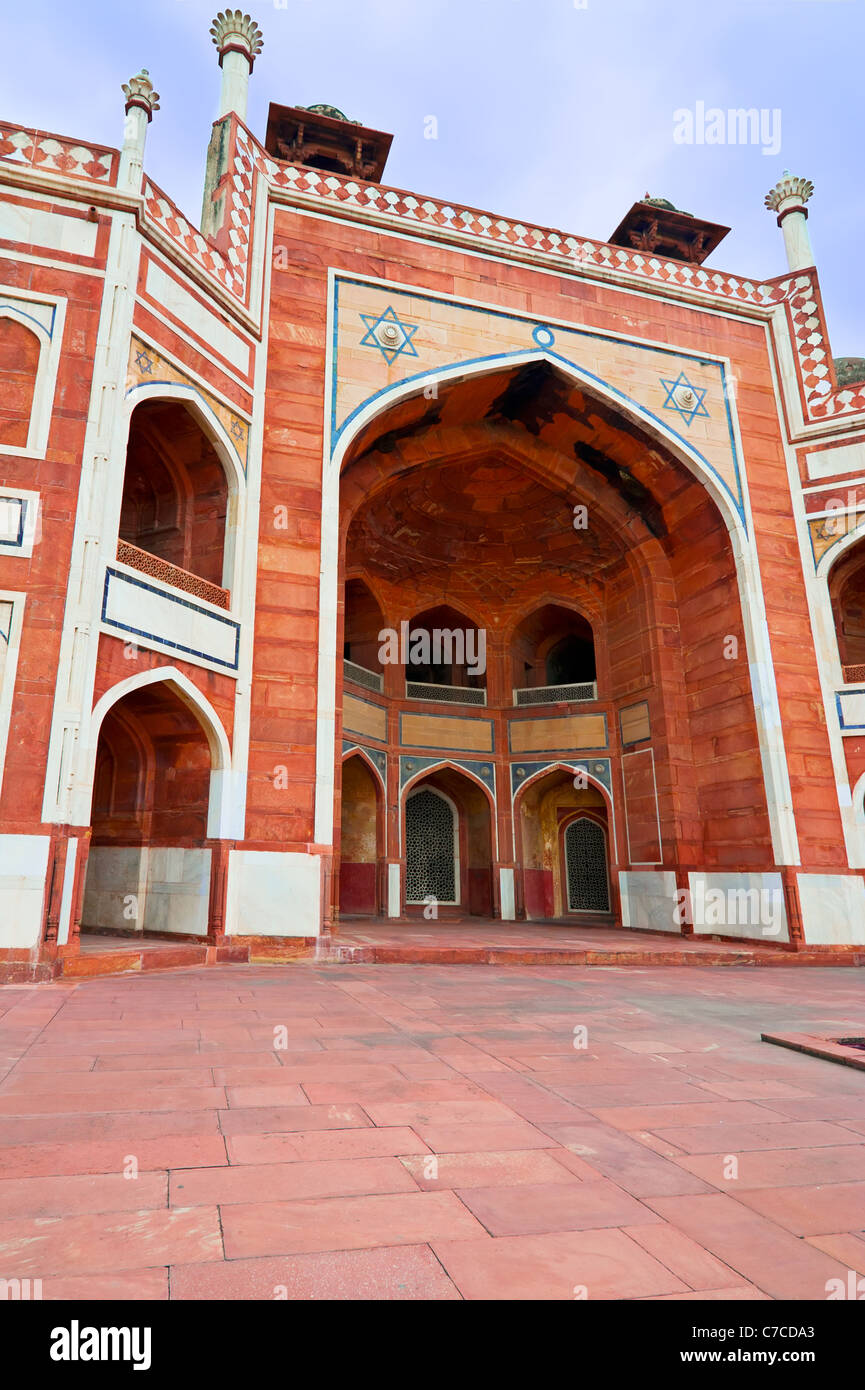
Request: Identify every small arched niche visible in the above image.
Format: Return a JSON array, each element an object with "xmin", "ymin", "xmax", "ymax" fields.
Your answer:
[
  {"xmin": 343, "ymin": 578, "xmax": 386, "ymax": 682},
  {"xmin": 406, "ymin": 604, "xmax": 487, "ymax": 693},
  {"xmin": 119, "ymin": 399, "xmax": 230, "ymax": 596},
  {"xmin": 511, "ymin": 603, "xmax": 597, "ymax": 704},
  {"xmin": 0, "ymin": 316, "xmax": 41, "ymax": 449}
]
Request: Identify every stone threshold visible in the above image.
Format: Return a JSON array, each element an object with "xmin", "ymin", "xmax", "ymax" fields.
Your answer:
[{"xmin": 762, "ymin": 1030, "xmax": 865, "ymax": 1070}]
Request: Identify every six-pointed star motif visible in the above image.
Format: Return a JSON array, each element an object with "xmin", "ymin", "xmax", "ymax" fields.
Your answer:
[{"xmin": 359, "ymin": 307, "xmax": 420, "ymax": 364}]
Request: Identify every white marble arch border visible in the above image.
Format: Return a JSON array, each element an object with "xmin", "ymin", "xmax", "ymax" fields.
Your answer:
[
  {"xmin": 123, "ymin": 379, "xmax": 247, "ymax": 598},
  {"xmin": 315, "ymin": 337, "xmax": 800, "ymax": 868},
  {"xmin": 0, "ymin": 293, "xmax": 67, "ymax": 459},
  {"xmin": 70, "ymin": 664, "xmax": 236, "ymax": 840}
]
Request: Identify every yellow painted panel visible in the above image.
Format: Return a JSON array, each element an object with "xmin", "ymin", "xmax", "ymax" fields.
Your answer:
[
  {"xmin": 401, "ymin": 713, "xmax": 494, "ymax": 752},
  {"xmin": 509, "ymin": 714, "xmax": 607, "ymax": 753},
  {"xmin": 343, "ymin": 694, "xmax": 386, "ymax": 742}
]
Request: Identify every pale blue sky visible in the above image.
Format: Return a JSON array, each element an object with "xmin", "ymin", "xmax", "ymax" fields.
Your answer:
[{"xmin": 3, "ymin": 0, "xmax": 862, "ymax": 354}]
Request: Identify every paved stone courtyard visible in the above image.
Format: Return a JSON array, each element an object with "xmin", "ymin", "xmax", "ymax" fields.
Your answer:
[{"xmin": 1, "ymin": 962, "xmax": 864, "ymax": 1300}]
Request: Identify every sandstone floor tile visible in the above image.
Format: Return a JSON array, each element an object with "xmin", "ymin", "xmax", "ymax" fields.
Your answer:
[
  {"xmin": 400, "ymin": 1148, "xmax": 578, "ymax": 1190},
  {"xmin": 654, "ymin": 1121, "xmax": 859, "ymax": 1154},
  {"xmin": 410, "ymin": 1120, "xmax": 552, "ymax": 1154},
  {"xmin": 41, "ymin": 1269, "xmax": 169, "ymax": 1300},
  {"xmin": 548, "ymin": 1083, "xmax": 706, "ymax": 1109},
  {"xmin": 696, "ymin": 1080, "xmax": 811, "ymax": 1101},
  {"xmin": 169, "ymin": 1245, "xmax": 461, "ymax": 1300},
  {"xmin": 457, "ymin": 1177, "xmax": 657, "ymax": 1236},
  {"xmin": 299, "ymin": 1079, "xmax": 487, "ymax": 1105},
  {"xmin": 651, "ymin": 1286, "xmax": 770, "ymax": 1301},
  {"xmin": 588, "ymin": 1101, "xmax": 776, "ymax": 1132},
  {"xmin": 211, "ymin": 1067, "xmax": 309, "ymax": 1087},
  {"xmin": 734, "ymin": 1181, "xmax": 865, "ymax": 1236},
  {"xmin": 622, "ymin": 1221, "xmax": 745, "ymax": 1290},
  {"xmin": 543, "ymin": 1147, "xmax": 606, "ymax": 1180},
  {"xmin": 0, "ymin": 1207, "xmax": 223, "ymax": 1277},
  {"xmin": 677, "ymin": 1144, "xmax": 865, "ymax": 1190},
  {"xmin": 432, "ymin": 1228, "xmax": 688, "ymax": 1300},
  {"xmin": 750, "ymin": 1097, "xmax": 865, "ymax": 1123},
  {"xmin": 0, "ymin": 1068, "xmax": 219, "ymax": 1094},
  {"xmin": 217, "ymin": 1103, "xmax": 371, "ymax": 1135},
  {"xmin": 541, "ymin": 1124, "xmax": 714, "ymax": 1197},
  {"xmin": 226, "ymin": 1126, "xmax": 429, "ymax": 1165},
  {"xmin": 806, "ymin": 1231, "xmax": 865, "ymax": 1274},
  {"xmin": 0, "ymin": 1134, "xmax": 228, "ymax": 1179},
  {"xmin": 222, "ymin": 1190, "xmax": 486, "ymax": 1257},
  {"xmin": 0, "ymin": 1110, "xmax": 221, "ymax": 1146},
  {"xmin": 0, "ymin": 1087, "xmax": 226, "ymax": 1115},
  {"xmin": 0, "ymin": 1171, "xmax": 166, "ymax": 1220},
  {"xmin": 92, "ymin": 1051, "xmax": 289, "ymax": 1071},
  {"xmin": 9, "ymin": 1055, "xmax": 97, "ymax": 1073},
  {"xmin": 361, "ymin": 1099, "xmax": 517, "ymax": 1127},
  {"xmin": 645, "ymin": 1193, "xmax": 853, "ymax": 1300},
  {"xmin": 248, "ymin": 1063, "xmax": 405, "ymax": 1085},
  {"xmin": 223, "ymin": 1085, "xmax": 309, "ymax": 1108},
  {"xmin": 170, "ymin": 1157, "xmax": 418, "ymax": 1206}
]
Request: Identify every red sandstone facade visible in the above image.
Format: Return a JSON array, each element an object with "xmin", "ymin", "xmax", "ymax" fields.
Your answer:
[{"xmin": 1, "ymin": 15, "xmax": 864, "ymax": 980}]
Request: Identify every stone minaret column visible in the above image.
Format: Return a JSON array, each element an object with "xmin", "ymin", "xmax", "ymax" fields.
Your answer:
[
  {"xmin": 119, "ymin": 70, "xmax": 160, "ymax": 192},
  {"xmin": 764, "ymin": 172, "xmax": 815, "ymax": 272},
  {"xmin": 210, "ymin": 10, "xmax": 264, "ymax": 122}
]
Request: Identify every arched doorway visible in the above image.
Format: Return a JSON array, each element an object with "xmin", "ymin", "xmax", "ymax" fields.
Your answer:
[
  {"xmin": 405, "ymin": 785, "xmax": 459, "ymax": 905},
  {"xmin": 80, "ymin": 677, "xmax": 221, "ymax": 939},
  {"xmin": 403, "ymin": 767, "xmax": 493, "ymax": 916},
  {"xmin": 338, "ymin": 752, "xmax": 383, "ymax": 915},
  {"xmin": 563, "ymin": 816, "xmax": 611, "ymax": 912},
  {"xmin": 516, "ymin": 766, "xmax": 613, "ymax": 920}
]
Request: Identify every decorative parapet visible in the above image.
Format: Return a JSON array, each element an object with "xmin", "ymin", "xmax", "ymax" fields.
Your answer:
[
  {"xmin": 0, "ymin": 122, "xmax": 116, "ymax": 182},
  {"xmin": 142, "ymin": 176, "xmax": 247, "ymax": 300},
  {"xmin": 0, "ymin": 107, "xmax": 862, "ymax": 424}
]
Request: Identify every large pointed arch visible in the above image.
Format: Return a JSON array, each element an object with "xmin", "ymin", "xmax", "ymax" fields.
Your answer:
[{"xmin": 316, "ymin": 350, "xmax": 799, "ymax": 871}]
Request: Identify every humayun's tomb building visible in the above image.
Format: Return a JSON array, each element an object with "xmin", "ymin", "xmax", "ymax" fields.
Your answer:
[{"xmin": 1, "ymin": 11, "xmax": 865, "ymax": 981}]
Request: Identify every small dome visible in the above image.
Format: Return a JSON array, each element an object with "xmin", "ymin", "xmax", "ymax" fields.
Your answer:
[
  {"xmin": 834, "ymin": 357, "xmax": 865, "ymax": 388},
  {"xmin": 300, "ymin": 104, "xmax": 351, "ymax": 122}
]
